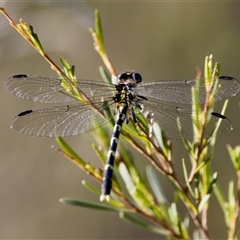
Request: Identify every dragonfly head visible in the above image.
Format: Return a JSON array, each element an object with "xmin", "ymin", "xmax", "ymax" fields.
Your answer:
[{"xmin": 117, "ymin": 71, "xmax": 142, "ymax": 84}]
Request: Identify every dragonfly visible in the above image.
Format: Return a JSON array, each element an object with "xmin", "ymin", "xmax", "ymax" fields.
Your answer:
[{"xmin": 5, "ymin": 72, "xmax": 240, "ymax": 201}]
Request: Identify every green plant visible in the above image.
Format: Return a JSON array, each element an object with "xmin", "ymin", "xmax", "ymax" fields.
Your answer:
[{"xmin": 1, "ymin": 8, "xmax": 240, "ymax": 239}]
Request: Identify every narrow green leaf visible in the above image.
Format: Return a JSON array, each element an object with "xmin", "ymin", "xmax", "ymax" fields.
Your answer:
[
  {"xmin": 82, "ymin": 180, "xmax": 126, "ymax": 208},
  {"xmin": 120, "ymin": 212, "xmax": 171, "ymax": 235},
  {"xmin": 119, "ymin": 162, "xmax": 135, "ymax": 194},
  {"xmin": 27, "ymin": 24, "xmax": 44, "ymax": 53},
  {"xmin": 59, "ymin": 198, "xmax": 118, "ymax": 211},
  {"xmin": 150, "ymin": 120, "xmax": 169, "ymax": 154},
  {"xmin": 146, "ymin": 166, "xmax": 167, "ymax": 203},
  {"xmin": 228, "ymin": 181, "xmax": 235, "ymax": 213},
  {"xmin": 91, "ymin": 144, "xmax": 106, "ymax": 165},
  {"xmin": 99, "ymin": 66, "xmax": 111, "ymax": 84},
  {"xmin": 168, "ymin": 203, "xmax": 179, "ymax": 229},
  {"xmin": 60, "ymin": 57, "xmax": 75, "ymax": 79},
  {"xmin": 227, "ymin": 144, "xmax": 240, "ymax": 171},
  {"xmin": 119, "ymin": 164, "xmax": 156, "ymax": 215},
  {"xmin": 119, "ymin": 142, "xmax": 139, "ymax": 180},
  {"xmin": 207, "ymin": 172, "xmax": 218, "ymax": 194},
  {"xmin": 183, "ymin": 216, "xmax": 190, "ymax": 232},
  {"xmin": 195, "ymin": 154, "xmax": 213, "ymax": 173},
  {"xmin": 134, "ymin": 186, "xmax": 155, "ymax": 212},
  {"xmin": 177, "ymin": 117, "xmax": 192, "ymax": 152},
  {"xmin": 182, "ymin": 158, "xmax": 195, "ymax": 197},
  {"xmin": 82, "ymin": 180, "xmax": 101, "ymax": 196},
  {"xmin": 101, "ymin": 99, "xmax": 115, "ymax": 128},
  {"xmin": 168, "ymin": 203, "xmax": 187, "ymax": 237},
  {"xmin": 60, "ymin": 56, "xmax": 69, "ymax": 68},
  {"xmin": 122, "ymin": 120, "xmax": 148, "ymax": 141},
  {"xmin": 214, "ymin": 184, "xmax": 227, "ymax": 212},
  {"xmin": 205, "ymin": 54, "xmax": 213, "ymax": 79},
  {"xmin": 55, "ymin": 137, "xmax": 86, "ymax": 165},
  {"xmin": 95, "ymin": 9, "xmax": 105, "ymax": 52},
  {"xmin": 177, "ymin": 190, "xmax": 198, "ymax": 215},
  {"xmin": 193, "ymin": 230, "xmax": 202, "ymax": 240},
  {"xmin": 198, "ymin": 194, "xmax": 211, "ymax": 213}
]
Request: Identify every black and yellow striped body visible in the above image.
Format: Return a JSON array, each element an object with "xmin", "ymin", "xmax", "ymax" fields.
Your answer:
[
  {"xmin": 100, "ymin": 72, "xmax": 143, "ymax": 201},
  {"xmin": 100, "ymin": 106, "xmax": 128, "ymax": 201}
]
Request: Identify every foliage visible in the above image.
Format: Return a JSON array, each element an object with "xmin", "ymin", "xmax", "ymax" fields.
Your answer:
[{"xmin": 1, "ymin": 7, "xmax": 240, "ymax": 239}]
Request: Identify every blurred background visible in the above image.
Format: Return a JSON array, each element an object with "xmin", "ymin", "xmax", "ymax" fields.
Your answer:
[{"xmin": 1, "ymin": 1, "xmax": 240, "ymax": 239}]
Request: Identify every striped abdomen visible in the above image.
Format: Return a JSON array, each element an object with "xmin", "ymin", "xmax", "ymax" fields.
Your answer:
[{"xmin": 100, "ymin": 105, "xmax": 128, "ymax": 201}]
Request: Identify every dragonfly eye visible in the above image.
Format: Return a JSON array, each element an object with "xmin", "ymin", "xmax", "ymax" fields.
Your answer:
[
  {"xmin": 132, "ymin": 72, "xmax": 142, "ymax": 83},
  {"xmin": 118, "ymin": 72, "xmax": 129, "ymax": 80}
]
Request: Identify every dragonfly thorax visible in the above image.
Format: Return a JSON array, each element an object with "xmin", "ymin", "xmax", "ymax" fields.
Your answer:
[
  {"xmin": 114, "ymin": 71, "xmax": 143, "ymax": 105},
  {"xmin": 113, "ymin": 81, "xmax": 143, "ymax": 108}
]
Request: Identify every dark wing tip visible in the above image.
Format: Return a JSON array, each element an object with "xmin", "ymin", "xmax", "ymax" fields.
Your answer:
[
  {"xmin": 5, "ymin": 74, "xmax": 29, "ymax": 90},
  {"xmin": 211, "ymin": 112, "xmax": 233, "ymax": 131},
  {"xmin": 211, "ymin": 112, "xmax": 226, "ymax": 119},
  {"xmin": 17, "ymin": 110, "xmax": 33, "ymax": 117},
  {"xmin": 218, "ymin": 76, "xmax": 235, "ymax": 81},
  {"xmin": 12, "ymin": 74, "xmax": 28, "ymax": 79}
]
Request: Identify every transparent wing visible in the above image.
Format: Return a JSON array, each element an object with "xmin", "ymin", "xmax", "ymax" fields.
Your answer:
[
  {"xmin": 137, "ymin": 76, "xmax": 240, "ymax": 104},
  {"xmin": 6, "ymin": 74, "xmax": 240, "ymax": 105},
  {"xmin": 142, "ymin": 100, "xmax": 233, "ymax": 139},
  {"xmin": 5, "ymin": 74, "xmax": 114, "ymax": 103},
  {"xmin": 11, "ymin": 102, "xmax": 116, "ymax": 137},
  {"xmin": 6, "ymin": 74, "xmax": 237, "ymax": 139}
]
